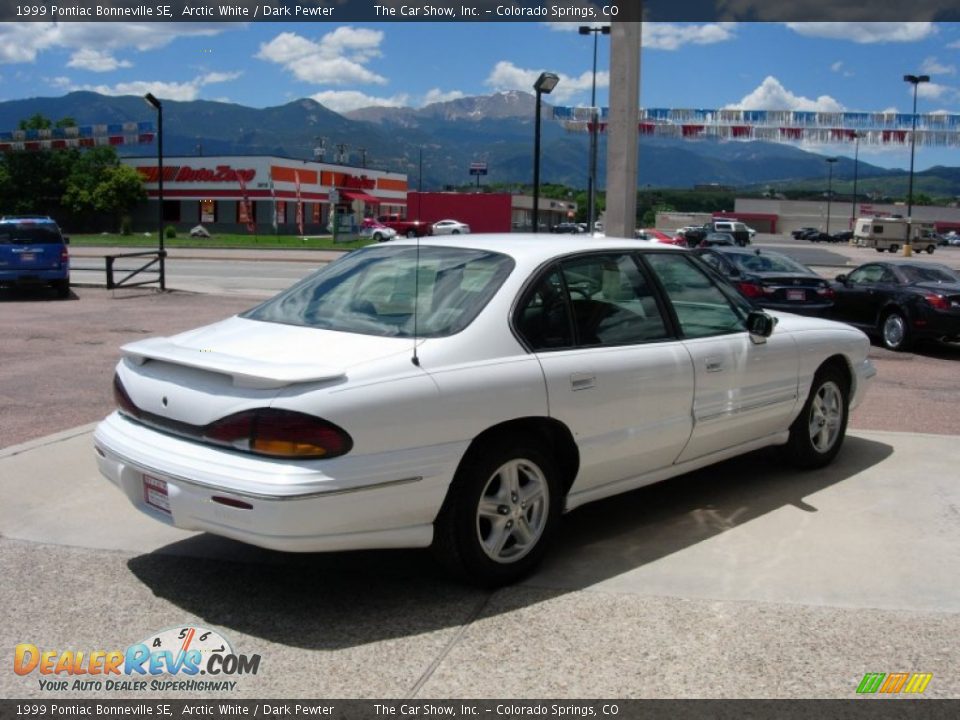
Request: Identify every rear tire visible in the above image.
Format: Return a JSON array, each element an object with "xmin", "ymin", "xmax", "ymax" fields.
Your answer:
[
  {"xmin": 926, "ymin": 245, "xmax": 936, "ymax": 255},
  {"xmin": 406, "ymin": 229, "xmax": 417, "ymax": 238},
  {"xmin": 782, "ymin": 366, "xmax": 849, "ymax": 469},
  {"xmin": 881, "ymin": 310, "xmax": 912, "ymax": 351},
  {"xmin": 888, "ymin": 244, "xmax": 899, "ymax": 254},
  {"xmin": 53, "ymin": 279, "xmax": 70, "ymax": 299},
  {"xmin": 433, "ymin": 440, "xmax": 560, "ymax": 587}
]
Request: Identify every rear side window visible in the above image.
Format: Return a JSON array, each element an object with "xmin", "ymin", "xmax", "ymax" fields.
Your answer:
[{"xmin": 0, "ymin": 223, "xmax": 64, "ymax": 245}]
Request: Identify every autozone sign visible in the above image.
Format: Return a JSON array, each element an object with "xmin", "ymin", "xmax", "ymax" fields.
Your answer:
[{"xmin": 136, "ymin": 165, "xmax": 256, "ymax": 183}]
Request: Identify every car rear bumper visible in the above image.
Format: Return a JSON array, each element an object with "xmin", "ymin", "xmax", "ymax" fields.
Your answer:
[
  {"xmin": 0, "ymin": 269, "xmax": 68, "ymax": 285},
  {"xmin": 93, "ymin": 411, "xmax": 465, "ymax": 552}
]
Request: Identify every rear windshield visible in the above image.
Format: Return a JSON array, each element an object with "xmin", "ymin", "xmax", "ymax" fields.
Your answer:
[
  {"xmin": 0, "ymin": 223, "xmax": 63, "ymax": 245},
  {"xmin": 242, "ymin": 245, "xmax": 515, "ymax": 338},
  {"xmin": 899, "ymin": 265, "xmax": 960, "ymax": 284},
  {"xmin": 727, "ymin": 252, "xmax": 811, "ymax": 274}
]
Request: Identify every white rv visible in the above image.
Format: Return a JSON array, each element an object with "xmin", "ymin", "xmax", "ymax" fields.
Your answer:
[{"xmin": 853, "ymin": 217, "xmax": 938, "ymax": 254}]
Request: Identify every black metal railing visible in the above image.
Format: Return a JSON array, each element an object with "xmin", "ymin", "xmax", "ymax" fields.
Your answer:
[{"xmin": 105, "ymin": 250, "xmax": 166, "ymax": 290}]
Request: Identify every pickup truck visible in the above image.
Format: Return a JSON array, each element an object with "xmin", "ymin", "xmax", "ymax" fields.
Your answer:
[{"xmin": 378, "ymin": 215, "xmax": 433, "ymax": 238}]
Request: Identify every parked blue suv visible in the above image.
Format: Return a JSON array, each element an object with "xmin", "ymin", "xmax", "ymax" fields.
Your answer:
[{"xmin": 0, "ymin": 217, "xmax": 70, "ymax": 298}]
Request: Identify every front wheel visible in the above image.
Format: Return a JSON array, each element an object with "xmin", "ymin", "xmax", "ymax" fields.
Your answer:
[
  {"xmin": 881, "ymin": 310, "xmax": 912, "ymax": 351},
  {"xmin": 433, "ymin": 441, "xmax": 560, "ymax": 587},
  {"xmin": 926, "ymin": 245, "xmax": 936, "ymax": 255},
  {"xmin": 406, "ymin": 229, "xmax": 417, "ymax": 238},
  {"xmin": 782, "ymin": 366, "xmax": 849, "ymax": 469}
]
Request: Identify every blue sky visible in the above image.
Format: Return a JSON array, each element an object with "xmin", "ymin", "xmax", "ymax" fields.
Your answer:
[{"xmin": 2, "ymin": 21, "xmax": 960, "ymax": 170}]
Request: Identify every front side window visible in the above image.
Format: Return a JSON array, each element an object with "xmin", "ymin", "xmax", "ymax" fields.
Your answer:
[
  {"xmin": 645, "ymin": 253, "xmax": 747, "ymax": 339},
  {"xmin": 243, "ymin": 245, "xmax": 514, "ymax": 338},
  {"xmin": 847, "ymin": 265, "xmax": 884, "ymax": 285}
]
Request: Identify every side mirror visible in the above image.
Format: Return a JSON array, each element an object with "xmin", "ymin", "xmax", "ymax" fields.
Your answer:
[
  {"xmin": 835, "ymin": 273, "xmax": 846, "ymax": 283},
  {"xmin": 62, "ymin": 236, "xmax": 70, "ymax": 245},
  {"xmin": 746, "ymin": 310, "xmax": 777, "ymax": 343}
]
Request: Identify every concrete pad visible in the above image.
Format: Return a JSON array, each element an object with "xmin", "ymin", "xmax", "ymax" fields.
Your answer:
[
  {"xmin": 529, "ymin": 432, "xmax": 960, "ymax": 613},
  {"xmin": 0, "ymin": 426, "xmax": 198, "ymax": 553}
]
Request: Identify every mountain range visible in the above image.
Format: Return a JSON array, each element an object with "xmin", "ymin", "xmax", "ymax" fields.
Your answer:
[{"xmin": 0, "ymin": 89, "xmax": 953, "ymax": 195}]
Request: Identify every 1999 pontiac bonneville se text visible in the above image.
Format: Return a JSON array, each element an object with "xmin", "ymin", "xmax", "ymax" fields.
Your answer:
[{"xmin": 95, "ymin": 236, "xmax": 875, "ymax": 585}]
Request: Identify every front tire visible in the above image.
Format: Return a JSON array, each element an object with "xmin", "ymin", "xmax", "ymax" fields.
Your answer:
[
  {"xmin": 783, "ymin": 366, "xmax": 849, "ymax": 469},
  {"xmin": 881, "ymin": 310, "xmax": 912, "ymax": 351},
  {"xmin": 433, "ymin": 441, "xmax": 560, "ymax": 587},
  {"xmin": 406, "ymin": 229, "xmax": 417, "ymax": 238}
]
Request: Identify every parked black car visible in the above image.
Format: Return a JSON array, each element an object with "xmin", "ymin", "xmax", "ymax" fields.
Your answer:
[
  {"xmin": 830, "ymin": 261, "xmax": 960, "ymax": 351},
  {"xmin": 696, "ymin": 246, "xmax": 835, "ymax": 316},
  {"xmin": 805, "ymin": 231, "xmax": 844, "ymax": 243},
  {"xmin": 791, "ymin": 227, "xmax": 818, "ymax": 239},
  {"xmin": 550, "ymin": 223, "xmax": 582, "ymax": 234}
]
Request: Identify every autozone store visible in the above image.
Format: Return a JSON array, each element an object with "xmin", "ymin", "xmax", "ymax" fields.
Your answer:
[{"xmin": 122, "ymin": 155, "xmax": 408, "ymax": 234}]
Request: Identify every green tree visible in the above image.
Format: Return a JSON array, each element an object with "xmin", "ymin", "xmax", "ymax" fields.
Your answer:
[{"xmin": 62, "ymin": 147, "xmax": 145, "ymax": 229}]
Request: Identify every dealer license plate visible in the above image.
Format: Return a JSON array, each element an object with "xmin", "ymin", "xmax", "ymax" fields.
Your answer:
[
  {"xmin": 19, "ymin": 253, "xmax": 35, "ymax": 263},
  {"xmin": 786, "ymin": 289, "xmax": 805, "ymax": 301},
  {"xmin": 143, "ymin": 474, "xmax": 171, "ymax": 515}
]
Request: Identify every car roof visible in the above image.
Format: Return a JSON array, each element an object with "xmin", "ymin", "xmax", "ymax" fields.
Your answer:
[{"xmin": 386, "ymin": 233, "xmax": 676, "ymax": 264}]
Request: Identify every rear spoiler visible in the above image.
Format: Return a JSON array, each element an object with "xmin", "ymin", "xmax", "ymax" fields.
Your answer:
[{"xmin": 121, "ymin": 337, "xmax": 346, "ymax": 390}]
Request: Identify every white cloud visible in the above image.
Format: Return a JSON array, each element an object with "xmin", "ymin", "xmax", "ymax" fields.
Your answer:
[
  {"xmin": 727, "ymin": 76, "xmax": 844, "ymax": 112},
  {"xmin": 546, "ymin": 21, "xmax": 736, "ymax": 50},
  {"xmin": 256, "ymin": 28, "xmax": 387, "ymax": 87},
  {"xmin": 916, "ymin": 81, "xmax": 952, "ymax": 101},
  {"xmin": 784, "ymin": 22, "xmax": 936, "ymax": 44},
  {"xmin": 67, "ymin": 49, "xmax": 132, "ymax": 73},
  {"xmin": 0, "ymin": 22, "xmax": 233, "ymax": 64},
  {"xmin": 921, "ymin": 57, "xmax": 956, "ymax": 75},
  {"xmin": 643, "ymin": 23, "xmax": 737, "ymax": 50},
  {"xmin": 830, "ymin": 61, "xmax": 854, "ymax": 77},
  {"xmin": 485, "ymin": 61, "xmax": 608, "ymax": 102},
  {"xmin": 63, "ymin": 71, "xmax": 241, "ymax": 102},
  {"xmin": 311, "ymin": 90, "xmax": 409, "ymax": 113},
  {"xmin": 422, "ymin": 88, "xmax": 465, "ymax": 105}
]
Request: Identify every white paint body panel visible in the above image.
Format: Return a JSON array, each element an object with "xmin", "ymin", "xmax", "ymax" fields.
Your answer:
[{"xmin": 94, "ymin": 235, "xmax": 875, "ymax": 553}]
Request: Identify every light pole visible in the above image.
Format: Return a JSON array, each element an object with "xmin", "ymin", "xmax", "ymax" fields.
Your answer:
[
  {"xmin": 903, "ymin": 73, "xmax": 929, "ymax": 257},
  {"xmin": 849, "ymin": 131, "xmax": 863, "ymax": 239},
  {"xmin": 143, "ymin": 92, "xmax": 165, "ymax": 290},
  {"xmin": 580, "ymin": 25, "xmax": 610, "ymax": 234},
  {"xmin": 532, "ymin": 72, "xmax": 559, "ymax": 233},
  {"xmin": 825, "ymin": 157, "xmax": 838, "ymax": 236}
]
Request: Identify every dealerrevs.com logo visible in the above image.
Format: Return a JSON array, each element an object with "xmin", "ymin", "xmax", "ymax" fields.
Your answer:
[{"xmin": 14, "ymin": 626, "xmax": 261, "ymax": 692}]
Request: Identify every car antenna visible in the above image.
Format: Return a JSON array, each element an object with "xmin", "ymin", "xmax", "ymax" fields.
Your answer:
[{"xmin": 411, "ymin": 232, "xmax": 421, "ymax": 366}]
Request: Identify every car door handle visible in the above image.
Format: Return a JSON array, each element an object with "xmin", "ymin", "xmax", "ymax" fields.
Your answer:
[
  {"xmin": 570, "ymin": 373, "xmax": 596, "ymax": 391},
  {"xmin": 705, "ymin": 357, "xmax": 724, "ymax": 373}
]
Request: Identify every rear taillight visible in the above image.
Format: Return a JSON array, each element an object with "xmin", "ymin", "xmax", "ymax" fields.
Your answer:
[
  {"xmin": 737, "ymin": 282, "xmax": 764, "ymax": 299},
  {"xmin": 204, "ymin": 408, "xmax": 353, "ymax": 459},
  {"xmin": 113, "ymin": 374, "xmax": 141, "ymax": 419},
  {"xmin": 60, "ymin": 247, "xmax": 69, "ymax": 265},
  {"xmin": 923, "ymin": 293, "xmax": 950, "ymax": 311},
  {"xmin": 816, "ymin": 285, "xmax": 836, "ymax": 299},
  {"xmin": 112, "ymin": 375, "xmax": 351, "ymax": 459}
]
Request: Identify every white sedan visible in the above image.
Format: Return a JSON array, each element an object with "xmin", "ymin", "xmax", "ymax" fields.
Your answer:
[
  {"xmin": 431, "ymin": 219, "xmax": 470, "ymax": 235},
  {"xmin": 94, "ymin": 236, "xmax": 875, "ymax": 586}
]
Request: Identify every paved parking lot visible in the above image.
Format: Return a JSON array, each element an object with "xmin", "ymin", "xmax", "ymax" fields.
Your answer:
[{"xmin": 2, "ymin": 276, "xmax": 959, "ymax": 700}]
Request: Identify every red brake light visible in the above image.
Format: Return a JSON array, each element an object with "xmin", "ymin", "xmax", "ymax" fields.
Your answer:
[
  {"xmin": 60, "ymin": 247, "xmax": 69, "ymax": 264},
  {"xmin": 113, "ymin": 375, "xmax": 141, "ymax": 418},
  {"xmin": 816, "ymin": 286, "xmax": 836, "ymax": 299},
  {"xmin": 204, "ymin": 408, "xmax": 353, "ymax": 459},
  {"xmin": 923, "ymin": 293, "xmax": 950, "ymax": 310},
  {"xmin": 737, "ymin": 281, "xmax": 764, "ymax": 299}
]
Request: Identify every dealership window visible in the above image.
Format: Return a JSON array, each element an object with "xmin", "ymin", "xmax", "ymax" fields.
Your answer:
[
  {"xmin": 200, "ymin": 199, "xmax": 216, "ymax": 223},
  {"xmin": 162, "ymin": 200, "xmax": 180, "ymax": 223},
  {"xmin": 238, "ymin": 200, "xmax": 257, "ymax": 225}
]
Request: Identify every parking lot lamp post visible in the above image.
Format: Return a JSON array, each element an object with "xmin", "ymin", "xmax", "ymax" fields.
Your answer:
[
  {"xmin": 532, "ymin": 72, "xmax": 559, "ymax": 233},
  {"xmin": 825, "ymin": 157, "xmax": 838, "ymax": 236},
  {"xmin": 144, "ymin": 92, "xmax": 165, "ymax": 290},
  {"xmin": 580, "ymin": 25, "xmax": 610, "ymax": 235},
  {"xmin": 903, "ymin": 74, "xmax": 929, "ymax": 257}
]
